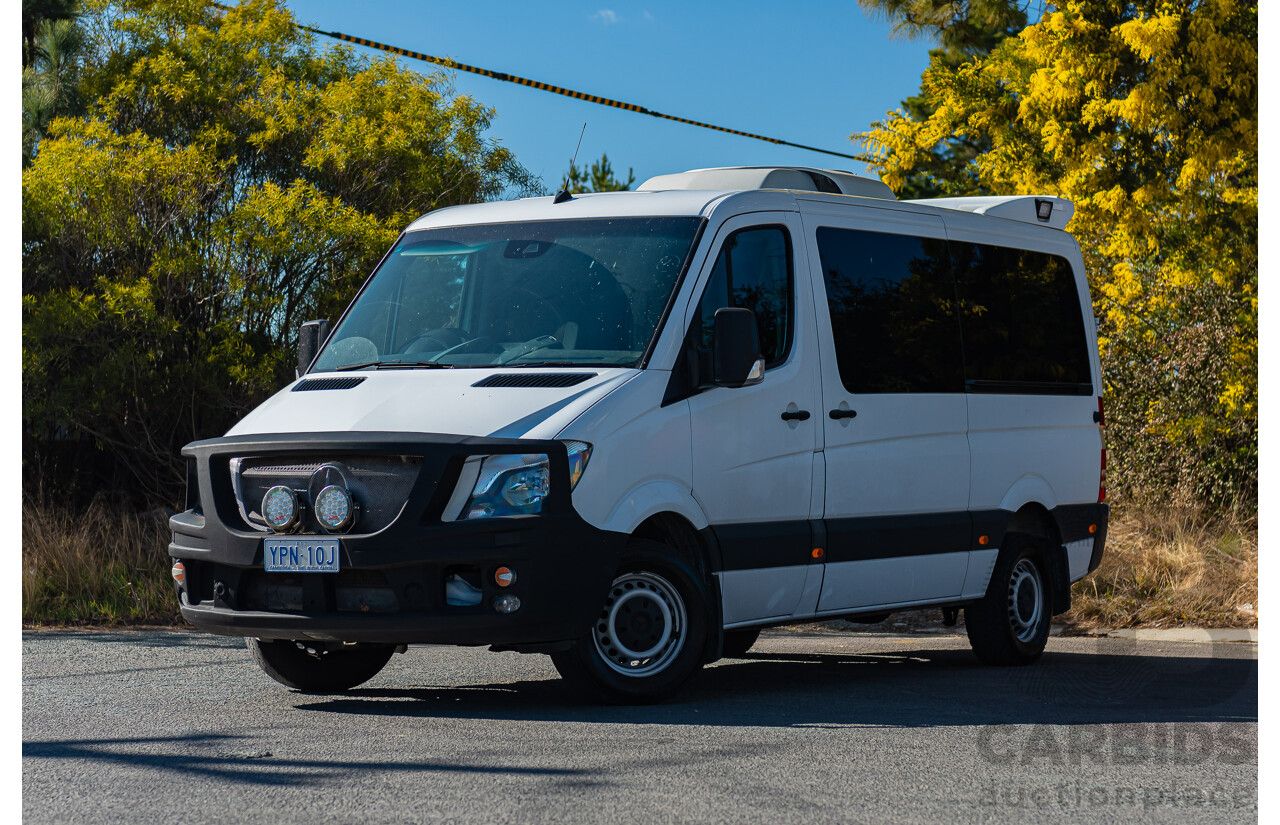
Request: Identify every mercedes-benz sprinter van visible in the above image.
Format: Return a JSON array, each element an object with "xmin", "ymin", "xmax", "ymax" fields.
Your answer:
[{"xmin": 170, "ymin": 166, "xmax": 1109, "ymax": 700}]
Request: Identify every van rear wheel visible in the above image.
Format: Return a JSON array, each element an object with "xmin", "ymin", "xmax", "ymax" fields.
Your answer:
[
  {"xmin": 551, "ymin": 540, "xmax": 708, "ymax": 702},
  {"xmin": 247, "ymin": 638, "xmax": 395, "ymax": 692},
  {"xmin": 964, "ymin": 534, "xmax": 1051, "ymax": 665}
]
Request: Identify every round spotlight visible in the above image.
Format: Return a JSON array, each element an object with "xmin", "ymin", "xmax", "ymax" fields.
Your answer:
[
  {"xmin": 314, "ymin": 485, "xmax": 355, "ymax": 532},
  {"xmin": 262, "ymin": 486, "xmax": 300, "ymax": 532}
]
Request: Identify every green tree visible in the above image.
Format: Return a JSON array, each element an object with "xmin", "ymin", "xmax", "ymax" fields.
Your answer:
[
  {"xmin": 856, "ymin": 0, "xmax": 1026, "ymax": 198},
  {"xmin": 22, "ymin": 0, "xmax": 536, "ymax": 504},
  {"xmin": 859, "ymin": 0, "xmax": 1258, "ymax": 506},
  {"xmin": 22, "ymin": 0, "xmax": 86, "ymax": 165},
  {"xmin": 560, "ymin": 153, "xmax": 636, "ymax": 193}
]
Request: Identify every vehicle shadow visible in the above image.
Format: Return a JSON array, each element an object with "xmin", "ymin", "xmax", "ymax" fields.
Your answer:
[
  {"xmin": 21, "ymin": 734, "xmax": 590, "ymax": 788},
  {"xmin": 293, "ymin": 643, "xmax": 1258, "ymax": 728}
]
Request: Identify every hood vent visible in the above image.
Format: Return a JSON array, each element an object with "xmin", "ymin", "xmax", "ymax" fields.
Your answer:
[
  {"xmin": 293, "ymin": 376, "xmax": 367, "ymax": 392},
  {"xmin": 473, "ymin": 373, "xmax": 596, "ymax": 388}
]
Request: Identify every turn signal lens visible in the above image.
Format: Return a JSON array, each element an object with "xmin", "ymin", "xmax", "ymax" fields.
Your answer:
[
  {"xmin": 495, "ymin": 566, "xmax": 516, "ymax": 587},
  {"xmin": 563, "ymin": 441, "xmax": 593, "ymax": 490},
  {"xmin": 171, "ymin": 561, "xmax": 186, "ymax": 584}
]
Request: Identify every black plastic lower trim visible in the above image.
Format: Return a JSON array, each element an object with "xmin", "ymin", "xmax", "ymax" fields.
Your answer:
[{"xmin": 171, "ymin": 431, "xmax": 628, "ymax": 646}]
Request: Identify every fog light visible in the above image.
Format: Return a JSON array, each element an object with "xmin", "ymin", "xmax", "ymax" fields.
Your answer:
[
  {"xmin": 495, "ymin": 566, "xmax": 516, "ymax": 587},
  {"xmin": 171, "ymin": 561, "xmax": 185, "ymax": 584},
  {"xmin": 493, "ymin": 594, "xmax": 521, "ymax": 614},
  {"xmin": 314, "ymin": 485, "xmax": 355, "ymax": 532},
  {"xmin": 262, "ymin": 486, "xmax": 299, "ymax": 532}
]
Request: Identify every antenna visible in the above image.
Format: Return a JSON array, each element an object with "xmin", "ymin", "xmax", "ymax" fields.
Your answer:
[{"xmin": 554, "ymin": 123, "xmax": 587, "ymax": 204}]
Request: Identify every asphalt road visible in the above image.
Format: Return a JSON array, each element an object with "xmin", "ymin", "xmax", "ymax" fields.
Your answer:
[{"xmin": 23, "ymin": 627, "xmax": 1256, "ymax": 825}]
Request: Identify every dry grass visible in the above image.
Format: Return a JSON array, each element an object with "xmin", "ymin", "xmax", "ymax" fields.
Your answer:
[
  {"xmin": 22, "ymin": 496, "xmax": 182, "ymax": 626},
  {"xmin": 21, "ymin": 497, "xmax": 1258, "ymax": 629},
  {"xmin": 1066, "ymin": 504, "xmax": 1258, "ymax": 629}
]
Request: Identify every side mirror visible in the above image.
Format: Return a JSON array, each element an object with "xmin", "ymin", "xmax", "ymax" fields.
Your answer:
[
  {"xmin": 711, "ymin": 307, "xmax": 765, "ymax": 388},
  {"xmin": 297, "ymin": 318, "xmax": 330, "ymax": 377}
]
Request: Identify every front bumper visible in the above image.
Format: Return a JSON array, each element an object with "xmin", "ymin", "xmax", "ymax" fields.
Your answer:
[{"xmin": 170, "ymin": 431, "xmax": 625, "ymax": 645}]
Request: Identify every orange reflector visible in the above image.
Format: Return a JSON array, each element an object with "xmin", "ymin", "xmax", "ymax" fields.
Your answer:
[
  {"xmin": 811, "ymin": 547, "xmax": 824, "ymax": 559},
  {"xmin": 978, "ymin": 535, "xmax": 990, "ymax": 546},
  {"xmin": 171, "ymin": 562, "xmax": 185, "ymax": 583},
  {"xmin": 494, "ymin": 566, "xmax": 516, "ymax": 587},
  {"xmin": 1089, "ymin": 524, "xmax": 1098, "ymax": 534}
]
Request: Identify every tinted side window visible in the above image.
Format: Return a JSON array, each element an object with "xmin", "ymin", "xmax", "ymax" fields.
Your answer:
[
  {"xmin": 696, "ymin": 227, "xmax": 792, "ymax": 367},
  {"xmin": 951, "ymin": 243, "xmax": 1092, "ymax": 390},
  {"xmin": 816, "ymin": 227, "xmax": 964, "ymax": 394}
]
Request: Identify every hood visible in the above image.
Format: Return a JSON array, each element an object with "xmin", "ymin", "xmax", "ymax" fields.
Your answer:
[{"xmin": 226, "ymin": 368, "xmax": 638, "ymax": 440}]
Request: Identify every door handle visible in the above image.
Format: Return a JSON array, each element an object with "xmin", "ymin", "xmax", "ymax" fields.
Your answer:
[
  {"xmin": 828, "ymin": 408, "xmax": 857, "ymax": 420},
  {"xmin": 780, "ymin": 410, "xmax": 811, "ymax": 422}
]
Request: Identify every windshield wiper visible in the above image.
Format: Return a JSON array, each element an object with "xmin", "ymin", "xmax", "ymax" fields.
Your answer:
[
  {"xmin": 502, "ymin": 359, "xmax": 627, "ymax": 368},
  {"xmin": 331, "ymin": 358, "xmax": 451, "ymax": 371}
]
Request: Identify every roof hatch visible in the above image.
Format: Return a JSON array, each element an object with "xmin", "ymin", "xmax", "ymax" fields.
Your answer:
[{"xmin": 637, "ymin": 166, "xmax": 896, "ymax": 200}]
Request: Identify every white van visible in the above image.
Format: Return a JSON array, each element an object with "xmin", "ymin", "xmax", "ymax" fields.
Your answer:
[{"xmin": 170, "ymin": 166, "xmax": 1109, "ymax": 700}]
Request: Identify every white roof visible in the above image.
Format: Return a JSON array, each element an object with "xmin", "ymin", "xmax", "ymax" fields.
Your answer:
[
  {"xmin": 911, "ymin": 196, "xmax": 1075, "ymax": 231},
  {"xmin": 405, "ymin": 187, "xmax": 815, "ymax": 231},
  {"xmin": 406, "ymin": 189, "xmax": 740, "ymax": 230}
]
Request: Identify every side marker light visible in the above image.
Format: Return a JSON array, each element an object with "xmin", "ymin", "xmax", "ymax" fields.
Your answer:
[
  {"xmin": 171, "ymin": 562, "xmax": 186, "ymax": 584},
  {"xmin": 495, "ymin": 567, "xmax": 516, "ymax": 587},
  {"xmin": 811, "ymin": 547, "xmax": 824, "ymax": 559}
]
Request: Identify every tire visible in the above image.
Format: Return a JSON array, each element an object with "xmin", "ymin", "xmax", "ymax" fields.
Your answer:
[
  {"xmin": 551, "ymin": 540, "xmax": 709, "ymax": 702},
  {"xmin": 964, "ymin": 534, "xmax": 1052, "ymax": 666},
  {"xmin": 247, "ymin": 638, "xmax": 395, "ymax": 692},
  {"xmin": 722, "ymin": 628, "xmax": 761, "ymax": 658}
]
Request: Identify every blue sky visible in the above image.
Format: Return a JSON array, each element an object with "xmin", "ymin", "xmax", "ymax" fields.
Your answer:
[{"xmin": 284, "ymin": 1, "xmax": 945, "ymax": 192}]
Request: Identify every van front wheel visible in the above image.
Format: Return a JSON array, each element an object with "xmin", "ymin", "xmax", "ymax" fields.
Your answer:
[
  {"xmin": 247, "ymin": 638, "xmax": 395, "ymax": 692},
  {"xmin": 964, "ymin": 534, "xmax": 1052, "ymax": 665},
  {"xmin": 552, "ymin": 541, "xmax": 708, "ymax": 701}
]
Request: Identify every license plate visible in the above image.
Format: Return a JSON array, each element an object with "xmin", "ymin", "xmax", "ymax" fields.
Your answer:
[{"xmin": 264, "ymin": 537, "xmax": 340, "ymax": 573}]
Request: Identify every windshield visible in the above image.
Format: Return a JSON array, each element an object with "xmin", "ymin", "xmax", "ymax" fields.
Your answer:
[{"xmin": 312, "ymin": 217, "xmax": 703, "ymax": 371}]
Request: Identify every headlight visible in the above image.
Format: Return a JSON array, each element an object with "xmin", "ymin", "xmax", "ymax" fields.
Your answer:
[{"xmin": 464, "ymin": 454, "xmax": 550, "ymax": 519}]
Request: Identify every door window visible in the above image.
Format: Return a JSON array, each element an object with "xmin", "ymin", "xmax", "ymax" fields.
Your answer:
[{"xmin": 695, "ymin": 226, "xmax": 793, "ymax": 368}]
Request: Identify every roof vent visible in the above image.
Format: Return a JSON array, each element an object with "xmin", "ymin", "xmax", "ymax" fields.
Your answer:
[
  {"xmin": 292, "ymin": 376, "xmax": 367, "ymax": 391},
  {"xmin": 637, "ymin": 166, "xmax": 896, "ymax": 200},
  {"xmin": 473, "ymin": 373, "xmax": 597, "ymax": 388}
]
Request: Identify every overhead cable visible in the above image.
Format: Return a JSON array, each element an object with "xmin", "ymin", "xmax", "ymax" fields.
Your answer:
[{"xmin": 212, "ymin": 3, "xmax": 867, "ymax": 162}]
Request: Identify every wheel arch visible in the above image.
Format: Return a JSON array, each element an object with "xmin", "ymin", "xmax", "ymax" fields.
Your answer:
[
  {"xmin": 631, "ymin": 511, "xmax": 724, "ymax": 663},
  {"xmin": 1003, "ymin": 502, "xmax": 1072, "ymax": 616}
]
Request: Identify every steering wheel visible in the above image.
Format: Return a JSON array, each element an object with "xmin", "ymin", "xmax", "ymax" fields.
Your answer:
[
  {"xmin": 401, "ymin": 326, "xmax": 469, "ymax": 355},
  {"xmin": 505, "ymin": 287, "xmax": 566, "ymax": 336}
]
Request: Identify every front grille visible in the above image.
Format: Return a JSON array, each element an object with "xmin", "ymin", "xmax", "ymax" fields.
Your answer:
[{"xmin": 232, "ymin": 454, "xmax": 421, "ymax": 533}]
